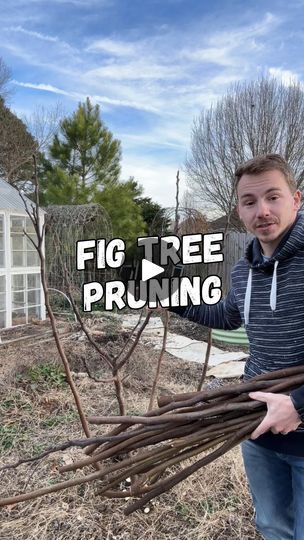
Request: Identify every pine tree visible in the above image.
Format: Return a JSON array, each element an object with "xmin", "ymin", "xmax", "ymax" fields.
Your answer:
[
  {"xmin": 95, "ymin": 180, "xmax": 146, "ymax": 248},
  {"xmin": 47, "ymin": 97, "xmax": 121, "ymax": 196}
]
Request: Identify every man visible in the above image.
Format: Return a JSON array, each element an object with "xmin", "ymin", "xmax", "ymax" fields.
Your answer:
[{"xmin": 170, "ymin": 154, "xmax": 304, "ymax": 540}]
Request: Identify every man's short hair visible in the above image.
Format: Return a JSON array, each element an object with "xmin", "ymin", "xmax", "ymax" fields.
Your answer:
[{"xmin": 235, "ymin": 154, "xmax": 297, "ymax": 192}]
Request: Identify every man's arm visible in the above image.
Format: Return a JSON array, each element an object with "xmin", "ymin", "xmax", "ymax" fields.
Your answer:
[{"xmin": 169, "ymin": 287, "xmax": 242, "ymax": 330}]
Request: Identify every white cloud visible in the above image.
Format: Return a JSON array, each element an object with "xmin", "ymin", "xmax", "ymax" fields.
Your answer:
[
  {"xmin": 210, "ymin": 12, "xmax": 278, "ymax": 47},
  {"xmin": 268, "ymin": 67, "xmax": 300, "ymax": 86},
  {"xmin": 5, "ymin": 11, "xmax": 284, "ymax": 124},
  {"xmin": 86, "ymin": 60, "xmax": 181, "ymax": 81},
  {"xmin": 4, "ymin": 24, "xmax": 78, "ymax": 57},
  {"xmin": 13, "ymin": 81, "xmax": 161, "ymax": 113},
  {"xmin": 7, "ymin": 25, "xmax": 59, "ymax": 42},
  {"xmin": 2, "ymin": 36, "xmax": 79, "ymax": 76},
  {"xmin": 91, "ymin": 94, "xmax": 159, "ymax": 113},
  {"xmin": 121, "ymin": 157, "xmax": 187, "ymax": 208},
  {"xmin": 3, "ymin": 6, "xmax": 295, "ymax": 208},
  {"xmin": 13, "ymin": 81, "xmax": 74, "ymax": 96},
  {"xmin": 86, "ymin": 38, "xmax": 138, "ymax": 56},
  {"xmin": 208, "ymin": 72, "xmax": 246, "ymax": 86},
  {"xmin": 181, "ymin": 12, "xmax": 279, "ymax": 68},
  {"xmin": 181, "ymin": 46, "xmax": 234, "ymax": 67},
  {"xmin": 120, "ymin": 117, "xmax": 191, "ymax": 151}
]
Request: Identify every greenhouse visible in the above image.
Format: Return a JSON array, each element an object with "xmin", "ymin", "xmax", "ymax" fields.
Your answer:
[{"xmin": 0, "ymin": 178, "xmax": 45, "ymax": 329}]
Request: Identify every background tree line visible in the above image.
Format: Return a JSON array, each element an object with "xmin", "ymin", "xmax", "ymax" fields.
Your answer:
[
  {"xmin": 0, "ymin": 58, "xmax": 166, "ymax": 245},
  {"xmin": 2, "ymin": 54, "xmax": 304, "ymax": 237}
]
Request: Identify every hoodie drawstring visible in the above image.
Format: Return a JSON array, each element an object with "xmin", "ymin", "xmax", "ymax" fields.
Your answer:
[
  {"xmin": 244, "ymin": 268, "xmax": 252, "ymax": 326},
  {"xmin": 270, "ymin": 260, "xmax": 279, "ymax": 312},
  {"xmin": 244, "ymin": 260, "xmax": 279, "ymax": 325}
]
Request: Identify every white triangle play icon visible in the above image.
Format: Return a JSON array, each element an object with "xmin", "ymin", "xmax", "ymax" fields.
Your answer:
[{"xmin": 142, "ymin": 259, "xmax": 164, "ymax": 281}]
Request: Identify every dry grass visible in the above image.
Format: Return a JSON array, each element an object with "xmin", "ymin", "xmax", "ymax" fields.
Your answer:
[{"xmin": 0, "ymin": 317, "xmax": 261, "ymax": 540}]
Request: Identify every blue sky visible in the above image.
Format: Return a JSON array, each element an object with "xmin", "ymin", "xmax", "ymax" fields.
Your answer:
[{"xmin": 1, "ymin": 0, "xmax": 303, "ymax": 209}]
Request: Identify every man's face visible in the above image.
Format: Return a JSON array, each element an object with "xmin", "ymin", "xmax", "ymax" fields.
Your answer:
[{"xmin": 237, "ymin": 169, "xmax": 301, "ymax": 257}]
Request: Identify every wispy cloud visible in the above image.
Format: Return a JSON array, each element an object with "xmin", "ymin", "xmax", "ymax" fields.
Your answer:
[
  {"xmin": 86, "ymin": 60, "xmax": 181, "ymax": 81},
  {"xmin": 2, "ymin": 1, "xmax": 302, "ymax": 207},
  {"xmin": 7, "ymin": 25, "xmax": 59, "ymax": 43},
  {"xmin": 180, "ymin": 12, "xmax": 279, "ymax": 68},
  {"xmin": 86, "ymin": 38, "xmax": 138, "ymax": 56},
  {"xmin": 180, "ymin": 46, "xmax": 234, "ymax": 67},
  {"xmin": 13, "ymin": 81, "xmax": 161, "ymax": 113},
  {"xmin": 209, "ymin": 12, "xmax": 279, "ymax": 47},
  {"xmin": 13, "ymin": 81, "xmax": 73, "ymax": 96}
]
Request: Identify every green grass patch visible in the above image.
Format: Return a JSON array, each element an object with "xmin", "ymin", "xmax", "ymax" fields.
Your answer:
[
  {"xmin": 40, "ymin": 410, "xmax": 78, "ymax": 429},
  {"xmin": 0, "ymin": 424, "xmax": 24, "ymax": 450},
  {"xmin": 17, "ymin": 362, "xmax": 67, "ymax": 390}
]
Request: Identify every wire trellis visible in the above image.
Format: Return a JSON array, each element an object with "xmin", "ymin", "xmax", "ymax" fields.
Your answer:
[{"xmin": 45, "ymin": 204, "xmax": 113, "ymax": 293}]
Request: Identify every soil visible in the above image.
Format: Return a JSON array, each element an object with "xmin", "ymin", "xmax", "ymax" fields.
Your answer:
[{"xmin": 0, "ymin": 313, "xmax": 260, "ymax": 540}]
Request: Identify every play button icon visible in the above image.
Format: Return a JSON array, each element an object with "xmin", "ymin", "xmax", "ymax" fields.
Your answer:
[
  {"xmin": 122, "ymin": 235, "xmax": 183, "ymax": 307},
  {"xmin": 142, "ymin": 259, "xmax": 164, "ymax": 281}
]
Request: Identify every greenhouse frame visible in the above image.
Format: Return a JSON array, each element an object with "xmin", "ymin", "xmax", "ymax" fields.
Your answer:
[{"xmin": 0, "ymin": 178, "xmax": 45, "ymax": 329}]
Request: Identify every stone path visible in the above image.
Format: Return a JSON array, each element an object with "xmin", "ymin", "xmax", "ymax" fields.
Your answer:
[{"xmin": 121, "ymin": 314, "xmax": 248, "ymax": 378}]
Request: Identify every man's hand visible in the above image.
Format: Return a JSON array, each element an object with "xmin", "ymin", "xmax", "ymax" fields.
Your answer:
[{"xmin": 249, "ymin": 391, "xmax": 302, "ymax": 439}]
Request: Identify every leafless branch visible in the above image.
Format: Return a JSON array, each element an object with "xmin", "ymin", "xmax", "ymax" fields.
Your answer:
[
  {"xmin": 197, "ymin": 328, "xmax": 212, "ymax": 391},
  {"xmin": 148, "ymin": 311, "xmax": 169, "ymax": 411},
  {"xmin": 186, "ymin": 77, "xmax": 304, "ymax": 220}
]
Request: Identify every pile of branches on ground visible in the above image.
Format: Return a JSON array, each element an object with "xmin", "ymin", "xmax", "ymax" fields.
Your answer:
[{"xmin": 1, "ymin": 363, "xmax": 303, "ymax": 514}]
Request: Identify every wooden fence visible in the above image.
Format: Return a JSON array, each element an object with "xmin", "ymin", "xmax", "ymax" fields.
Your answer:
[
  {"xmin": 172, "ymin": 231, "xmax": 253, "ymax": 297},
  {"xmin": 207, "ymin": 232, "xmax": 253, "ymax": 294}
]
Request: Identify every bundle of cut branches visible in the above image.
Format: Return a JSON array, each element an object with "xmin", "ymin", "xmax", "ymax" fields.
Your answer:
[{"xmin": 1, "ymin": 364, "xmax": 304, "ymax": 514}]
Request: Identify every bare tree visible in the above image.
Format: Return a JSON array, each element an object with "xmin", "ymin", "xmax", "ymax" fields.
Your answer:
[
  {"xmin": 24, "ymin": 102, "xmax": 64, "ymax": 153},
  {"xmin": 186, "ymin": 78, "xmax": 304, "ymax": 223},
  {"xmin": 0, "ymin": 57, "xmax": 12, "ymax": 100}
]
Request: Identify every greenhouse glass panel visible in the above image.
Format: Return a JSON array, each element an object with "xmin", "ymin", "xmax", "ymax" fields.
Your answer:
[
  {"xmin": 12, "ymin": 291, "xmax": 25, "ymax": 308},
  {"xmin": 0, "ymin": 274, "xmax": 5, "ymax": 313},
  {"xmin": 0, "ymin": 294, "xmax": 6, "ymax": 310},
  {"xmin": 12, "ymin": 235, "xmax": 24, "ymax": 250},
  {"xmin": 28, "ymin": 306, "xmax": 41, "ymax": 319},
  {"xmin": 12, "ymin": 251, "xmax": 25, "ymax": 267},
  {"xmin": 28, "ymin": 289, "xmax": 40, "ymax": 306},
  {"xmin": 25, "ymin": 217, "xmax": 35, "ymax": 233},
  {"xmin": 11, "ymin": 217, "xmax": 24, "ymax": 233},
  {"xmin": 12, "ymin": 275, "xmax": 25, "ymax": 290},
  {"xmin": 0, "ymin": 216, "xmax": 4, "ymax": 269},
  {"xmin": 12, "ymin": 309, "xmax": 26, "ymax": 326},
  {"xmin": 26, "ymin": 236, "xmax": 36, "ymax": 251},
  {"xmin": 0, "ymin": 275, "xmax": 5, "ymax": 293},
  {"xmin": 27, "ymin": 274, "xmax": 40, "ymax": 289},
  {"xmin": 27, "ymin": 252, "xmax": 40, "ymax": 266}
]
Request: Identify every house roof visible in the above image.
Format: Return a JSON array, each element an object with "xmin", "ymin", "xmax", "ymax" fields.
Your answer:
[{"xmin": 0, "ymin": 178, "xmax": 44, "ymax": 213}]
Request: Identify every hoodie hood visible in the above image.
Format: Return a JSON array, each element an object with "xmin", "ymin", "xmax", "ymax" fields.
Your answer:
[
  {"xmin": 243, "ymin": 212, "xmax": 304, "ymax": 325},
  {"xmin": 245, "ymin": 212, "xmax": 304, "ymax": 268}
]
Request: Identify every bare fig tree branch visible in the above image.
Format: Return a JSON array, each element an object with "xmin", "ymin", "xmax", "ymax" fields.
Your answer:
[{"xmin": 19, "ymin": 155, "xmax": 92, "ymax": 440}]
